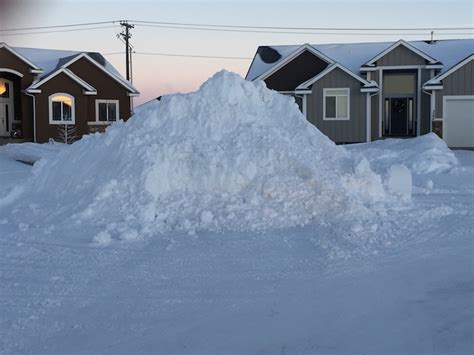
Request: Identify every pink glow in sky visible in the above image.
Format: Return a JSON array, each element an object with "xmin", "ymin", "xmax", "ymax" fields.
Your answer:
[{"xmin": 1, "ymin": 0, "xmax": 473, "ymax": 106}]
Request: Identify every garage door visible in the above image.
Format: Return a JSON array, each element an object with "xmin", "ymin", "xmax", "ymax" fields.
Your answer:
[{"xmin": 444, "ymin": 96, "xmax": 474, "ymax": 148}]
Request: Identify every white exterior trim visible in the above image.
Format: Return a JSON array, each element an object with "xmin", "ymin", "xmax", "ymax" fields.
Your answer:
[
  {"xmin": 366, "ymin": 92, "xmax": 371, "ymax": 142},
  {"xmin": 253, "ymin": 43, "xmax": 334, "ymax": 81},
  {"xmin": 417, "ymin": 68, "xmax": 421, "ymax": 136},
  {"xmin": 423, "ymin": 85, "xmax": 443, "ymax": 90},
  {"xmin": 364, "ymin": 40, "xmax": 439, "ymax": 66},
  {"xmin": 0, "ymin": 68, "xmax": 24, "ymax": 78},
  {"xmin": 278, "ymin": 90, "xmax": 312, "ymax": 95},
  {"xmin": 378, "ymin": 69, "xmax": 383, "ymax": 138},
  {"xmin": 442, "ymin": 95, "xmax": 474, "ymax": 144},
  {"xmin": 0, "ymin": 43, "xmax": 42, "ymax": 71},
  {"xmin": 95, "ymin": 99, "xmax": 120, "ymax": 122},
  {"xmin": 297, "ymin": 63, "xmax": 373, "ymax": 90},
  {"xmin": 60, "ymin": 53, "xmax": 138, "ymax": 94},
  {"xmin": 302, "ymin": 94, "xmax": 307, "ymax": 119},
  {"xmin": 425, "ymin": 54, "xmax": 474, "ymax": 86},
  {"xmin": 28, "ymin": 68, "xmax": 97, "ymax": 93},
  {"xmin": 361, "ymin": 64, "xmax": 443, "ymax": 72},
  {"xmin": 48, "ymin": 93, "xmax": 75, "ymax": 125},
  {"xmin": 430, "ymin": 91, "xmax": 435, "ymax": 132},
  {"xmin": 323, "ymin": 88, "xmax": 350, "ymax": 121},
  {"xmin": 87, "ymin": 121, "xmax": 113, "ymax": 126}
]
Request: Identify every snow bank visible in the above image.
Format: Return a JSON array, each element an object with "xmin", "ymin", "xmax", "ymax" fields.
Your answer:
[
  {"xmin": 14, "ymin": 71, "xmax": 394, "ymax": 234},
  {"xmin": 346, "ymin": 134, "xmax": 458, "ymax": 175}
]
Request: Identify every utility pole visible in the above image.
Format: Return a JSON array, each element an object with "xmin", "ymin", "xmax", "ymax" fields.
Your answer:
[{"xmin": 119, "ymin": 21, "xmax": 134, "ymax": 81}]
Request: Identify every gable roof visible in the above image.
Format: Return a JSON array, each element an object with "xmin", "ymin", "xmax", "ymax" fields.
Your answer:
[
  {"xmin": 296, "ymin": 62, "xmax": 377, "ymax": 90},
  {"xmin": 363, "ymin": 39, "xmax": 439, "ymax": 66},
  {"xmin": 5, "ymin": 44, "xmax": 139, "ymax": 94},
  {"xmin": 27, "ymin": 67, "xmax": 97, "ymax": 94},
  {"xmin": 58, "ymin": 53, "xmax": 138, "ymax": 93},
  {"xmin": 0, "ymin": 42, "xmax": 42, "ymax": 72},
  {"xmin": 252, "ymin": 43, "xmax": 334, "ymax": 81},
  {"xmin": 424, "ymin": 54, "xmax": 474, "ymax": 88},
  {"xmin": 246, "ymin": 39, "xmax": 474, "ymax": 82}
]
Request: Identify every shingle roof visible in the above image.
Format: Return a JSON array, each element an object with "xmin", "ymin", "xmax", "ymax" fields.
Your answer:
[
  {"xmin": 246, "ymin": 39, "xmax": 474, "ymax": 81},
  {"xmin": 5, "ymin": 44, "xmax": 138, "ymax": 93}
]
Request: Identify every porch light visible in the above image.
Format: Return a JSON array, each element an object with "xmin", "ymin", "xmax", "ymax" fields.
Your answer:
[{"xmin": 0, "ymin": 81, "xmax": 6, "ymax": 95}]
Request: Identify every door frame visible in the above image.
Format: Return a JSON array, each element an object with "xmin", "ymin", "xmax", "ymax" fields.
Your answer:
[{"xmin": 0, "ymin": 78, "xmax": 15, "ymax": 137}]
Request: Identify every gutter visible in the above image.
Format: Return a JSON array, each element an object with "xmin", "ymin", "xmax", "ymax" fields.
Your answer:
[{"xmin": 24, "ymin": 91, "xmax": 37, "ymax": 143}]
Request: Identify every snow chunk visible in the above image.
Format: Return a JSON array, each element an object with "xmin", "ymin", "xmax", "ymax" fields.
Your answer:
[{"xmin": 385, "ymin": 164, "xmax": 412, "ymax": 198}]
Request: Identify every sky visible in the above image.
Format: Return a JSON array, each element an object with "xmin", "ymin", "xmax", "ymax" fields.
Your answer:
[{"xmin": 1, "ymin": 0, "xmax": 473, "ymax": 105}]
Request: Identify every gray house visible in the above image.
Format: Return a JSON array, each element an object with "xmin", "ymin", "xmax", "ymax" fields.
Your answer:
[{"xmin": 246, "ymin": 39, "xmax": 474, "ymax": 148}]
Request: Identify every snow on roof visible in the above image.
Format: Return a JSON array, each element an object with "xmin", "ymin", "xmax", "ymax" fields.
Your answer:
[
  {"xmin": 10, "ymin": 45, "xmax": 135, "ymax": 91},
  {"xmin": 246, "ymin": 39, "xmax": 474, "ymax": 81}
]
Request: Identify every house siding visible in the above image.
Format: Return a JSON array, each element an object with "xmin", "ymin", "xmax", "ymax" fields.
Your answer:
[
  {"xmin": 307, "ymin": 67, "xmax": 366, "ymax": 143},
  {"xmin": 0, "ymin": 47, "xmax": 36, "ymax": 139},
  {"xmin": 434, "ymin": 60, "xmax": 474, "ymax": 118},
  {"xmin": 34, "ymin": 72, "xmax": 88, "ymax": 143},
  {"xmin": 376, "ymin": 45, "xmax": 427, "ymax": 66},
  {"xmin": 67, "ymin": 58, "xmax": 131, "ymax": 121},
  {"xmin": 264, "ymin": 51, "xmax": 329, "ymax": 91}
]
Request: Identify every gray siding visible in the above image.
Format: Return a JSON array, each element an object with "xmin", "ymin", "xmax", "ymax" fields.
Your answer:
[
  {"xmin": 376, "ymin": 45, "xmax": 427, "ymax": 66},
  {"xmin": 435, "ymin": 61, "xmax": 474, "ymax": 118},
  {"xmin": 420, "ymin": 69, "xmax": 432, "ymax": 134},
  {"xmin": 307, "ymin": 67, "xmax": 367, "ymax": 143},
  {"xmin": 369, "ymin": 70, "xmax": 380, "ymax": 141}
]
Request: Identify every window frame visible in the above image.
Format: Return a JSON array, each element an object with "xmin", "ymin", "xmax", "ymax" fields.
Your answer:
[
  {"xmin": 323, "ymin": 88, "xmax": 350, "ymax": 121},
  {"xmin": 95, "ymin": 99, "xmax": 120, "ymax": 123},
  {"xmin": 48, "ymin": 93, "xmax": 75, "ymax": 125}
]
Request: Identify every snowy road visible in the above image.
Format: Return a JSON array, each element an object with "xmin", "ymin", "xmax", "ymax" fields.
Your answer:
[{"xmin": 1, "ymin": 149, "xmax": 473, "ymax": 354}]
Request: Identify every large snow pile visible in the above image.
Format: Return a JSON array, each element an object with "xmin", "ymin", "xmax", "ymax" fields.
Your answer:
[
  {"xmin": 346, "ymin": 133, "xmax": 458, "ymax": 175},
  {"xmin": 12, "ymin": 71, "xmax": 394, "ymax": 235}
]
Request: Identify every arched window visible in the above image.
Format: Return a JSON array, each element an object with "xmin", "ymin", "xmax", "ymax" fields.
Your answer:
[{"xmin": 49, "ymin": 93, "xmax": 75, "ymax": 124}]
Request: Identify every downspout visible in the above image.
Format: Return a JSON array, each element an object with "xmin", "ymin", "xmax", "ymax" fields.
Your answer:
[{"xmin": 24, "ymin": 91, "xmax": 36, "ymax": 143}]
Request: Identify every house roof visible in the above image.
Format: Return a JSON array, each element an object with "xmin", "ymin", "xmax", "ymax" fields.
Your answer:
[
  {"xmin": 3, "ymin": 44, "xmax": 139, "ymax": 94},
  {"xmin": 246, "ymin": 39, "xmax": 474, "ymax": 82},
  {"xmin": 424, "ymin": 54, "xmax": 474, "ymax": 88}
]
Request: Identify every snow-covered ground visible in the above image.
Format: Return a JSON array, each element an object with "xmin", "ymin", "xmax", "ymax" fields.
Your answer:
[{"xmin": 0, "ymin": 73, "xmax": 473, "ymax": 354}]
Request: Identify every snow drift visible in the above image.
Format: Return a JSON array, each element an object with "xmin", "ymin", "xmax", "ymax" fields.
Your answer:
[
  {"xmin": 14, "ymin": 71, "xmax": 394, "ymax": 235},
  {"xmin": 347, "ymin": 133, "xmax": 458, "ymax": 175}
]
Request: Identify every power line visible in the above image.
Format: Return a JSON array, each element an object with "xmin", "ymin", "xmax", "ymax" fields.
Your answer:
[
  {"xmin": 1, "ymin": 19, "xmax": 473, "ymax": 34},
  {"xmin": 0, "ymin": 25, "xmax": 119, "ymax": 37},
  {"xmin": 130, "ymin": 20, "xmax": 474, "ymax": 32},
  {"xmin": 135, "ymin": 24, "xmax": 474, "ymax": 36},
  {"xmin": 134, "ymin": 51, "xmax": 252, "ymax": 60},
  {"xmin": 0, "ymin": 21, "xmax": 117, "ymax": 32}
]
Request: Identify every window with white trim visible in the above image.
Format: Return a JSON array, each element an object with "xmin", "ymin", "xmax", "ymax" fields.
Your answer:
[
  {"xmin": 96, "ymin": 99, "xmax": 119, "ymax": 122},
  {"xmin": 323, "ymin": 88, "xmax": 350, "ymax": 120},
  {"xmin": 49, "ymin": 93, "xmax": 75, "ymax": 124}
]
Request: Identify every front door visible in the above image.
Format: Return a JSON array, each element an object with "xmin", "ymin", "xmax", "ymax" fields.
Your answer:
[
  {"xmin": 0, "ymin": 78, "xmax": 14, "ymax": 137},
  {"xmin": 390, "ymin": 98, "xmax": 408, "ymax": 136},
  {"xmin": 0, "ymin": 103, "xmax": 11, "ymax": 136}
]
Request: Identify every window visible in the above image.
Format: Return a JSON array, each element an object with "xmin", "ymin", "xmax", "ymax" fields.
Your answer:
[
  {"xmin": 384, "ymin": 74, "xmax": 415, "ymax": 96},
  {"xmin": 96, "ymin": 100, "xmax": 119, "ymax": 122},
  {"xmin": 323, "ymin": 88, "xmax": 350, "ymax": 120},
  {"xmin": 0, "ymin": 80, "xmax": 10, "ymax": 98},
  {"xmin": 49, "ymin": 93, "xmax": 75, "ymax": 124}
]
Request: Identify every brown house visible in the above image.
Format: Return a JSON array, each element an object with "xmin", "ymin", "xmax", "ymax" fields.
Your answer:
[{"xmin": 0, "ymin": 42, "xmax": 139, "ymax": 143}]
